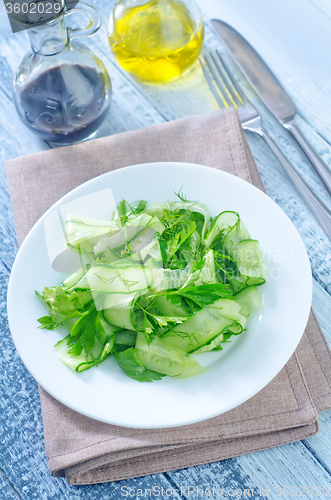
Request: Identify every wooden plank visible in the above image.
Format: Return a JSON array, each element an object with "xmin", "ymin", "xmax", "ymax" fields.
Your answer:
[
  {"xmin": 0, "ymin": 473, "xmax": 21, "ymax": 500},
  {"xmin": 168, "ymin": 441, "xmax": 331, "ymax": 496},
  {"xmin": 300, "ymin": 280, "xmax": 331, "ymax": 473},
  {"xmin": 238, "ymin": 443, "xmax": 331, "ymax": 491},
  {"xmin": 308, "ymin": 0, "xmax": 331, "ymax": 17},
  {"xmin": 312, "ymin": 281, "xmax": 331, "ymax": 345},
  {"xmin": 304, "ymin": 410, "xmax": 331, "ymax": 477}
]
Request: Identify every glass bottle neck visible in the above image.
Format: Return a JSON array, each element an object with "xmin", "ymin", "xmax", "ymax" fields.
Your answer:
[{"xmin": 28, "ymin": 16, "xmax": 69, "ymax": 56}]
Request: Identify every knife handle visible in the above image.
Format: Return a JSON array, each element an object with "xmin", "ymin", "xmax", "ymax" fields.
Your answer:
[
  {"xmin": 256, "ymin": 129, "xmax": 331, "ymax": 240},
  {"xmin": 284, "ymin": 120, "xmax": 331, "ymax": 195}
]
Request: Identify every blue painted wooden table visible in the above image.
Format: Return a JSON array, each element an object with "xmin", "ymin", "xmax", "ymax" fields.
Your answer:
[{"xmin": 1, "ymin": 0, "xmax": 331, "ymax": 498}]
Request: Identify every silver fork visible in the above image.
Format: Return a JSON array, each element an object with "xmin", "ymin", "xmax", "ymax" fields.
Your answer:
[{"xmin": 200, "ymin": 51, "xmax": 331, "ymax": 241}]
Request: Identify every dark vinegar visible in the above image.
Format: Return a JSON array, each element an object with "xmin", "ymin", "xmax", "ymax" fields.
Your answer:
[{"xmin": 17, "ymin": 64, "xmax": 110, "ymax": 144}]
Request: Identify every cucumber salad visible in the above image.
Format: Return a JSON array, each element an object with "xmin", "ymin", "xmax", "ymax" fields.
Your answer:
[{"xmin": 36, "ymin": 194, "xmax": 266, "ymax": 382}]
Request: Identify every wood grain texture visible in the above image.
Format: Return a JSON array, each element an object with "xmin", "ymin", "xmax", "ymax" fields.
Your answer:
[
  {"xmin": 169, "ymin": 440, "xmax": 331, "ymax": 494},
  {"xmin": 0, "ymin": 0, "xmax": 331, "ymax": 497}
]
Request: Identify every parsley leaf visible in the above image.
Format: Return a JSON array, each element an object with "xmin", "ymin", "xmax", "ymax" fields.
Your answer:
[
  {"xmin": 67, "ymin": 306, "xmax": 110, "ymax": 357},
  {"xmin": 37, "ymin": 316, "xmax": 60, "ymax": 330},
  {"xmin": 158, "ymin": 283, "xmax": 232, "ymax": 308}
]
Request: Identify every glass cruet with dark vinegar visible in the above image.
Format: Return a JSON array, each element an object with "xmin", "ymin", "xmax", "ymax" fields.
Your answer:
[
  {"xmin": 108, "ymin": 0, "xmax": 204, "ymax": 83},
  {"xmin": 13, "ymin": 1, "xmax": 112, "ymax": 146}
]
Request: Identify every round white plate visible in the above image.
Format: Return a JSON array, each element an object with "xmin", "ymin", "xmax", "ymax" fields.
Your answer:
[{"xmin": 7, "ymin": 162, "xmax": 312, "ymax": 428}]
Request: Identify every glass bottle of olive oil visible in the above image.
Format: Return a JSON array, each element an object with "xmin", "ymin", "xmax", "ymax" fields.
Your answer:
[{"xmin": 109, "ymin": 0, "xmax": 204, "ymax": 83}]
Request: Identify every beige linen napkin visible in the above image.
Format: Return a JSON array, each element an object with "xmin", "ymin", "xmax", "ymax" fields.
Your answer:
[{"xmin": 5, "ymin": 108, "xmax": 331, "ymax": 485}]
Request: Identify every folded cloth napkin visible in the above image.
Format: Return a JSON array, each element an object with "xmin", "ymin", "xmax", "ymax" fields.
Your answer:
[{"xmin": 5, "ymin": 108, "xmax": 331, "ymax": 485}]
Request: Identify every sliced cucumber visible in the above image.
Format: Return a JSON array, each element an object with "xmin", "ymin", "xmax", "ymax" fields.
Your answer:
[
  {"xmin": 75, "ymin": 261, "xmax": 153, "ymax": 294},
  {"xmin": 54, "ymin": 334, "xmax": 114, "ymax": 372},
  {"xmin": 234, "ymin": 285, "xmax": 262, "ymax": 318},
  {"xmin": 235, "ymin": 239, "xmax": 265, "ymax": 285},
  {"xmin": 135, "ymin": 332, "xmax": 206, "ymax": 378},
  {"xmin": 61, "ymin": 264, "xmax": 90, "ymax": 289},
  {"xmin": 161, "ymin": 298, "xmax": 246, "ymax": 353},
  {"xmin": 204, "ymin": 211, "xmax": 239, "ymax": 248},
  {"xmin": 93, "ymin": 213, "xmax": 152, "ymax": 253},
  {"xmin": 193, "ymin": 332, "xmax": 225, "ymax": 354},
  {"xmin": 104, "ymin": 247, "xmax": 121, "ymax": 263},
  {"xmin": 224, "ymin": 220, "xmax": 251, "ymax": 255},
  {"xmin": 65, "ymin": 215, "xmax": 119, "ymax": 251},
  {"xmin": 150, "ymin": 267, "xmax": 190, "ymax": 293},
  {"xmin": 146, "ymin": 241, "xmax": 162, "ymax": 263},
  {"xmin": 114, "ymin": 330, "xmax": 137, "ymax": 347},
  {"xmin": 128, "ymin": 227, "xmax": 157, "ymax": 258},
  {"xmin": 153, "ymin": 295, "xmax": 189, "ymax": 318},
  {"xmin": 103, "ymin": 292, "xmax": 137, "ymax": 330},
  {"xmin": 207, "ymin": 212, "xmax": 265, "ymax": 287}
]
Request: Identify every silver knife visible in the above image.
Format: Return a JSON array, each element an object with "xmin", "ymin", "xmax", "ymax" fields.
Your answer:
[{"xmin": 210, "ymin": 19, "xmax": 331, "ymax": 195}]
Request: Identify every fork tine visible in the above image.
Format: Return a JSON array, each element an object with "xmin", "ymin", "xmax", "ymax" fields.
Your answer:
[
  {"xmin": 199, "ymin": 58, "xmax": 225, "ymax": 108},
  {"xmin": 210, "ymin": 52, "xmax": 241, "ymax": 107},
  {"xmin": 215, "ymin": 50, "xmax": 246, "ymax": 106},
  {"xmin": 201, "ymin": 52, "xmax": 246, "ymax": 110},
  {"xmin": 204, "ymin": 55, "xmax": 233, "ymax": 107}
]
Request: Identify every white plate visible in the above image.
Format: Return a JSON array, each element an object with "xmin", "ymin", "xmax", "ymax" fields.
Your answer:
[{"xmin": 7, "ymin": 162, "xmax": 312, "ymax": 428}]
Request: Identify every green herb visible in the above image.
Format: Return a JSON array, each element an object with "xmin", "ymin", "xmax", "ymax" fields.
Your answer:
[
  {"xmin": 37, "ymin": 316, "xmax": 60, "ymax": 330},
  {"xmin": 154, "ymin": 283, "xmax": 232, "ymax": 308}
]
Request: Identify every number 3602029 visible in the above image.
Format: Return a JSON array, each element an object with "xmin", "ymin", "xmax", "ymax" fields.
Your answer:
[{"xmin": 5, "ymin": 2, "xmax": 62, "ymax": 15}]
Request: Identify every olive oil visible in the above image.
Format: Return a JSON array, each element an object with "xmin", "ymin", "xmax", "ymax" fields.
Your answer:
[{"xmin": 109, "ymin": 0, "xmax": 204, "ymax": 83}]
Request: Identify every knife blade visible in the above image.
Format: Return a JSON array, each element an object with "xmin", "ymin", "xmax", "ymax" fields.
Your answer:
[{"xmin": 210, "ymin": 19, "xmax": 331, "ymax": 195}]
